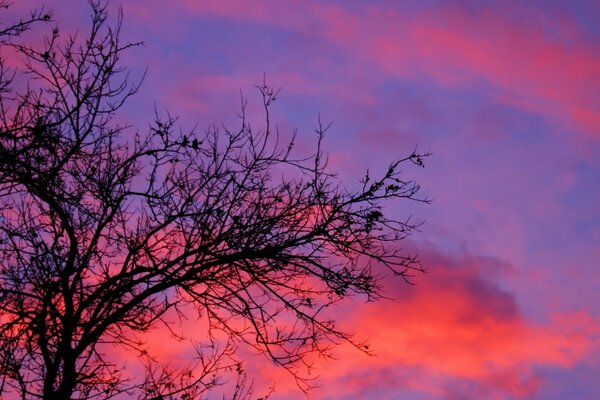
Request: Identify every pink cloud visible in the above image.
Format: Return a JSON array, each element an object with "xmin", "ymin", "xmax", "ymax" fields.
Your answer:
[
  {"xmin": 163, "ymin": 0, "xmax": 600, "ymax": 137},
  {"xmin": 100, "ymin": 244, "xmax": 581, "ymax": 400},
  {"xmin": 242, "ymin": 245, "xmax": 600, "ymax": 399}
]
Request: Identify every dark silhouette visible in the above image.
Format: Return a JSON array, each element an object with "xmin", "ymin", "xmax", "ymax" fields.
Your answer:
[{"xmin": 0, "ymin": 2, "xmax": 430, "ymax": 399}]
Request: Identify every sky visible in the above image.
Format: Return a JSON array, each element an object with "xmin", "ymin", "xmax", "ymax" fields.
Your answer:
[{"xmin": 8, "ymin": 1, "xmax": 600, "ymax": 399}]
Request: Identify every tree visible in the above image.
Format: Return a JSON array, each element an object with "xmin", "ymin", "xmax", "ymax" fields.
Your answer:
[{"xmin": 0, "ymin": 2, "xmax": 430, "ymax": 399}]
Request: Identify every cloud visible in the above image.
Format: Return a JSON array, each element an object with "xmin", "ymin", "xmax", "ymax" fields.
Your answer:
[
  {"xmin": 157, "ymin": 0, "xmax": 600, "ymax": 137},
  {"xmin": 242, "ymin": 243, "xmax": 600, "ymax": 399}
]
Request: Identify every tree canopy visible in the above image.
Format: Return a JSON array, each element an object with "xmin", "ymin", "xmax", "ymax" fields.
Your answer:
[{"xmin": 0, "ymin": 2, "xmax": 429, "ymax": 399}]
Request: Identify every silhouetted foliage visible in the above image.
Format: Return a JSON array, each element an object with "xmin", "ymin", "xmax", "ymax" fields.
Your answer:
[{"xmin": 0, "ymin": 2, "xmax": 430, "ymax": 399}]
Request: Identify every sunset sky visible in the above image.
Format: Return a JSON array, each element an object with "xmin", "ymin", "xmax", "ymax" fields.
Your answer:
[{"xmin": 11, "ymin": 1, "xmax": 600, "ymax": 398}]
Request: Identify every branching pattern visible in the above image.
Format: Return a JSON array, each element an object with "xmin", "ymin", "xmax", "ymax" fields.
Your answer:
[{"xmin": 0, "ymin": 2, "xmax": 430, "ymax": 399}]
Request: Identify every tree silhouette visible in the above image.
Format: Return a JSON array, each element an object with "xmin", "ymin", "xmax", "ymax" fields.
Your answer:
[{"xmin": 0, "ymin": 2, "xmax": 430, "ymax": 399}]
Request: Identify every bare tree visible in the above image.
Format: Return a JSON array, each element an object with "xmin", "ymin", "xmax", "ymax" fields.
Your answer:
[{"xmin": 0, "ymin": 2, "xmax": 430, "ymax": 399}]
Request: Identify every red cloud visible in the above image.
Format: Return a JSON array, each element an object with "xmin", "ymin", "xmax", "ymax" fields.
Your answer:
[
  {"xmin": 239, "ymin": 244, "xmax": 600, "ymax": 399},
  {"xmin": 66, "ymin": 241, "xmax": 598, "ymax": 399}
]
